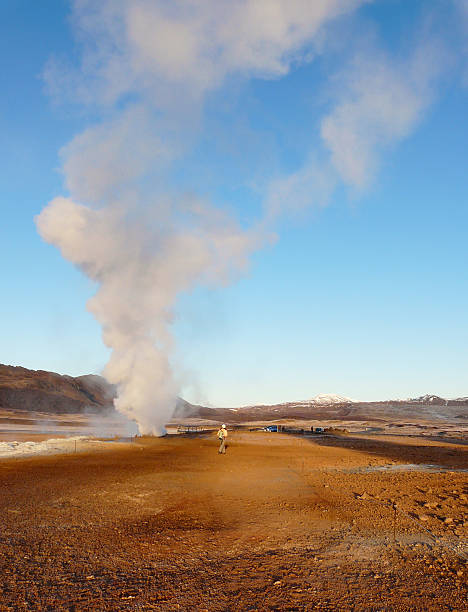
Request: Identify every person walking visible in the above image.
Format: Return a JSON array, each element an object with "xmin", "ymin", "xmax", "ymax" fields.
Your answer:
[{"xmin": 217, "ymin": 424, "xmax": 228, "ymax": 454}]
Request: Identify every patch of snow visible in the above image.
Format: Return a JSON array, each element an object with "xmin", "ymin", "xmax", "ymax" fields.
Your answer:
[
  {"xmin": 310, "ymin": 393, "xmax": 356, "ymax": 405},
  {"xmin": 411, "ymin": 394, "xmax": 445, "ymax": 403}
]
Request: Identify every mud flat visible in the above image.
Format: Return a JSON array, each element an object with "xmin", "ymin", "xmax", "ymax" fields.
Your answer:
[{"xmin": 0, "ymin": 432, "xmax": 466, "ymax": 610}]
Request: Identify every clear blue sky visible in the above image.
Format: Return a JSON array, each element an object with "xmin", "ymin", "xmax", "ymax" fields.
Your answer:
[{"xmin": 1, "ymin": 0, "xmax": 467, "ymax": 406}]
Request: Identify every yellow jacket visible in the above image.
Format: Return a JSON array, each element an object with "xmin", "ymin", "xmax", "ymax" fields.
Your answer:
[{"xmin": 217, "ymin": 427, "xmax": 227, "ymax": 439}]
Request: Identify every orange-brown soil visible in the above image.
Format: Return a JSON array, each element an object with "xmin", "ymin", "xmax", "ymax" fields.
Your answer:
[{"xmin": 0, "ymin": 432, "xmax": 466, "ymax": 611}]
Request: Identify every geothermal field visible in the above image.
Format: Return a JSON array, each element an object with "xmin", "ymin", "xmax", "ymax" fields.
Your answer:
[
  {"xmin": 0, "ymin": 367, "xmax": 467, "ymax": 609},
  {"xmin": 4, "ymin": 0, "xmax": 468, "ymax": 609},
  {"xmin": 0, "ymin": 400, "xmax": 467, "ymax": 610}
]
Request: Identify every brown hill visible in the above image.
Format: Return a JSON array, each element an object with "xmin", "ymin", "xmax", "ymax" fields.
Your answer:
[
  {"xmin": 188, "ymin": 401, "xmax": 468, "ymax": 424},
  {"xmin": 0, "ymin": 364, "xmax": 115, "ymax": 414}
]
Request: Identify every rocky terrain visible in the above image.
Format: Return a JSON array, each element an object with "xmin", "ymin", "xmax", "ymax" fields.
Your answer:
[
  {"xmin": 0, "ymin": 431, "xmax": 466, "ymax": 610},
  {"xmin": 0, "ymin": 364, "xmax": 466, "ymax": 609}
]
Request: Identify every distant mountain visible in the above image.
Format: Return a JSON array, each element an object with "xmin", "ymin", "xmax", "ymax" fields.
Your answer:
[
  {"xmin": 0, "ymin": 364, "xmax": 116, "ymax": 414},
  {"xmin": 410, "ymin": 395, "xmax": 446, "ymax": 404},
  {"xmin": 310, "ymin": 393, "xmax": 356, "ymax": 405},
  {"xmin": 242, "ymin": 393, "xmax": 355, "ymax": 410},
  {"xmin": 1, "ymin": 364, "xmax": 467, "ymax": 424},
  {"xmin": 0, "ymin": 364, "xmax": 212, "ymax": 418},
  {"xmin": 409, "ymin": 394, "xmax": 468, "ymax": 406}
]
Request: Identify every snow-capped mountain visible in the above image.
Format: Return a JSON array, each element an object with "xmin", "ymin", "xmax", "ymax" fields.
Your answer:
[
  {"xmin": 410, "ymin": 394, "xmax": 447, "ymax": 404},
  {"xmin": 409, "ymin": 394, "xmax": 468, "ymax": 406},
  {"xmin": 310, "ymin": 393, "xmax": 356, "ymax": 405}
]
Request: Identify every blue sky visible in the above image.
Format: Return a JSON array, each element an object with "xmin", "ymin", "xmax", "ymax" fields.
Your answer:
[{"xmin": 1, "ymin": 0, "xmax": 467, "ymax": 407}]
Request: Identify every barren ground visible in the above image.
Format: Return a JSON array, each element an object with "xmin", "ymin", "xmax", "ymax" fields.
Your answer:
[{"xmin": 0, "ymin": 431, "xmax": 467, "ymax": 611}]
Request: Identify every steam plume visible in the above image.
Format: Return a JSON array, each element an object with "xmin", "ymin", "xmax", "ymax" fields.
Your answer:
[
  {"xmin": 37, "ymin": 1, "xmax": 366, "ymax": 435},
  {"xmin": 37, "ymin": 195, "xmax": 258, "ymax": 435},
  {"xmin": 36, "ymin": 1, "xmax": 449, "ymax": 434}
]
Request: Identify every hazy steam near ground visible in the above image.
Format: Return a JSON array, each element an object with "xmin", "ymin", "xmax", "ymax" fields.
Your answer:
[{"xmin": 36, "ymin": 1, "xmax": 457, "ymax": 435}]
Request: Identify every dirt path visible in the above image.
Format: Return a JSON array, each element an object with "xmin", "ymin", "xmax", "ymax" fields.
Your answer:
[{"xmin": 0, "ymin": 431, "xmax": 466, "ymax": 610}]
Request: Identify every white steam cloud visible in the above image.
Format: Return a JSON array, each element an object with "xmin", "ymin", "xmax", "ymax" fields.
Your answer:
[
  {"xmin": 36, "ymin": 195, "xmax": 259, "ymax": 435},
  {"xmin": 267, "ymin": 36, "xmax": 447, "ymax": 216},
  {"xmin": 37, "ymin": 0, "xmax": 366, "ymax": 435},
  {"xmin": 44, "ymin": 0, "xmax": 368, "ymax": 105},
  {"xmin": 321, "ymin": 43, "xmax": 445, "ymax": 190},
  {"xmin": 37, "ymin": 1, "xmax": 451, "ymax": 434}
]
